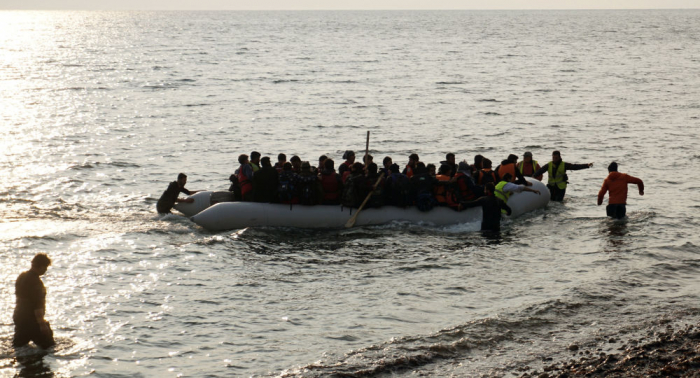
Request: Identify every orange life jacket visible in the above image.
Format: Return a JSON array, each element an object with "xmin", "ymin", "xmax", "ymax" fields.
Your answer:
[
  {"xmin": 478, "ymin": 169, "xmax": 497, "ymax": 185},
  {"xmin": 454, "ymin": 172, "xmax": 477, "ymax": 201},
  {"xmin": 497, "ymin": 163, "xmax": 517, "ymax": 182},
  {"xmin": 404, "ymin": 164, "xmax": 414, "ymax": 178},
  {"xmin": 434, "ymin": 174, "xmax": 451, "ymax": 204},
  {"xmin": 238, "ymin": 166, "xmax": 252, "ymax": 197}
]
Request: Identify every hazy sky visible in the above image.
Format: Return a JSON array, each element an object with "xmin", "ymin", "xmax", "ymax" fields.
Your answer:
[{"xmin": 2, "ymin": 0, "xmax": 699, "ymax": 11}]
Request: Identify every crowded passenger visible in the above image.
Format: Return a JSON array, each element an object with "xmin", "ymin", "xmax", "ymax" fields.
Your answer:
[
  {"xmin": 320, "ymin": 158, "xmax": 343, "ymax": 205},
  {"xmin": 403, "ymin": 153, "xmax": 419, "ymax": 178},
  {"xmin": 410, "ymin": 163, "xmax": 438, "ymax": 211},
  {"xmin": 441, "ymin": 153, "xmax": 457, "ymax": 178},
  {"xmin": 278, "ymin": 162, "xmax": 299, "ymax": 205},
  {"xmin": 290, "ymin": 155, "xmax": 302, "ymax": 174},
  {"xmin": 341, "ymin": 162, "xmax": 367, "ymax": 208},
  {"xmin": 365, "ymin": 163, "xmax": 384, "ymax": 208},
  {"xmin": 476, "ymin": 158, "xmax": 498, "ymax": 186},
  {"xmin": 250, "ymin": 151, "xmax": 261, "ymax": 173},
  {"xmin": 448, "ymin": 161, "xmax": 482, "ymax": 210},
  {"xmin": 380, "ymin": 156, "xmax": 393, "ymax": 176},
  {"xmin": 274, "ymin": 153, "xmax": 287, "ymax": 173},
  {"xmin": 339, "ymin": 150, "xmax": 355, "ymax": 182},
  {"xmin": 472, "ymin": 154, "xmax": 484, "ymax": 175},
  {"xmin": 518, "ymin": 151, "xmax": 542, "ymax": 181},
  {"xmin": 297, "ymin": 161, "xmax": 323, "ymax": 205},
  {"xmin": 496, "ymin": 154, "xmax": 528, "ymax": 184},
  {"xmin": 384, "ymin": 164, "xmax": 411, "ymax": 207},
  {"xmin": 253, "ymin": 156, "xmax": 279, "ymax": 203},
  {"xmin": 236, "ymin": 154, "xmax": 254, "ymax": 201},
  {"xmin": 433, "ymin": 165, "xmax": 452, "ymax": 207}
]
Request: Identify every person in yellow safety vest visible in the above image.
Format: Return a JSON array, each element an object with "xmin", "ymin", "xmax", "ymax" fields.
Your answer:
[
  {"xmin": 250, "ymin": 151, "xmax": 261, "ymax": 172},
  {"xmin": 494, "ymin": 173, "xmax": 541, "ymax": 214},
  {"xmin": 517, "ymin": 151, "xmax": 542, "ymax": 181},
  {"xmin": 533, "ymin": 151, "xmax": 593, "ymax": 202}
]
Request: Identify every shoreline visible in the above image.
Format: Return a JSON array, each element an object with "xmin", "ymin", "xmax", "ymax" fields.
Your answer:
[{"xmin": 520, "ymin": 322, "xmax": 700, "ymax": 377}]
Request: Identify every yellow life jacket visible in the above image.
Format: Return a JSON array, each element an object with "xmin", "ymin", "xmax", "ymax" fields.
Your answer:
[
  {"xmin": 517, "ymin": 160, "xmax": 538, "ymax": 176},
  {"xmin": 547, "ymin": 161, "xmax": 567, "ymax": 189},
  {"xmin": 494, "ymin": 180, "xmax": 511, "ymax": 214}
]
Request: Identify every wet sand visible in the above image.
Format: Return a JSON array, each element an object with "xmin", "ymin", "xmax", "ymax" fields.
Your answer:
[{"xmin": 521, "ymin": 323, "xmax": 700, "ymax": 378}]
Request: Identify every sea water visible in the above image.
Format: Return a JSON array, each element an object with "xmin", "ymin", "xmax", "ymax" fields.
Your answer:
[{"xmin": 1, "ymin": 10, "xmax": 699, "ymax": 377}]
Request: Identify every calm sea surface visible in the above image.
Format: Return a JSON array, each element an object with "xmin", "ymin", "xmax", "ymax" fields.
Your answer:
[{"xmin": 1, "ymin": 9, "xmax": 699, "ymax": 377}]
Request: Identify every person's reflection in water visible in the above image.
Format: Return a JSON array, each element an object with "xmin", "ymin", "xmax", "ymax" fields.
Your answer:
[
  {"xmin": 15, "ymin": 351, "xmax": 54, "ymax": 378},
  {"xmin": 604, "ymin": 218, "xmax": 629, "ymax": 252}
]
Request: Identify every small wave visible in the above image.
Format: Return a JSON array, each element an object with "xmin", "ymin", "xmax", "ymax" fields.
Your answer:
[
  {"xmin": 435, "ymin": 81, "xmax": 464, "ymax": 85},
  {"xmin": 108, "ymin": 161, "xmax": 141, "ymax": 168},
  {"xmin": 272, "ymin": 79, "xmax": 301, "ymax": 84},
  {"xmin": 478, "ymin": 98, "xmax": 500, "ymax": 102},
  {"xmin": 483, "ymin": 112, "xmax": 501, "ymax": 116}
]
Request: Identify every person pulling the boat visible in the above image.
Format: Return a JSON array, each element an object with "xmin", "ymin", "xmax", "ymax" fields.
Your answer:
[
  {"xmin": 533, "ymin": 150, "xmax": 593, "ymax": 201},
  {"xmin": 156, "ymin": 173, "xmax": 199, "ymax": 214},
  {"xmin": 597, "ymin": 161, "xmax": 644, "ymax": 219},
  {"xmin": 460, "ymin": 183, "xmax": 512, "ymax": 233},
  {"xmin": 493, "ymin": 173, "xmax": 541, "ymax": 213}
]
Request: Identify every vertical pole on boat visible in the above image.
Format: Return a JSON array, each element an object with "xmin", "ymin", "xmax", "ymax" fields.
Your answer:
[{"xmin": 364, "ymin": 130, "xmax": 370, "ymax": 166}]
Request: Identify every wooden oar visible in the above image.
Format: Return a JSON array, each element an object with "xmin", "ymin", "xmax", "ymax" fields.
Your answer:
[
  {"xmin": 364, "ymin": 130, "xmax": 370, "ymax": 165},
  {"xmin": 345, "ymin": 172, "xmax": 385, "ymax": 228}
]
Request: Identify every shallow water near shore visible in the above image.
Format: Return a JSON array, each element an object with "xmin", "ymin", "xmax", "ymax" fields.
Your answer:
[{"xmin": 1, "ymin": 9, "xmax": 700, "ymax": 377}]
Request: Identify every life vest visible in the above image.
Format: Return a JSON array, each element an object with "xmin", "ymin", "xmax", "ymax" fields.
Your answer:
[
  {"xmin": 238, "ymin": 166, "xmax": 253, "ymax": 197},
  {"xmin": 494, "ymin": 180, "xmax": 510, "ymax": 214},
  {"xmin": 321, "ymin": 172, "xmax": 341, "ymax": 201},
  {"xmin": 251, "ymin": 163, "xmax": 260, "ymax": 172},
  {"xmin": 497, "ymin": 163, "xmax": 517, "ymax": 182},
  {"xmin": 547, "ymin": 161, "xmax": 567, "ymax": 189},
  {"xmin": 517, "ymin": 160, "xmax": 538, "ymax": 177},
  {"xmin": 454, "ymin": 172, "xmax": 476, "ymax": 201},
  {"xmin": 434, "ymin": 174, "xmax": 451, "ymax": 204},
  {"xmin": 478, "ymin": 169, "xmax": 497, "ymax": 185},
  {"xmin": 404, "ymin": 164, "xmax": 414, "ymax": 178}
]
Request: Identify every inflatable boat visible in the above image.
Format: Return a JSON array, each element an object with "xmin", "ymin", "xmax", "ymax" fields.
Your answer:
[{"xmin": 176, "ymin": 178, "xmax": 549, "ymax": 231}]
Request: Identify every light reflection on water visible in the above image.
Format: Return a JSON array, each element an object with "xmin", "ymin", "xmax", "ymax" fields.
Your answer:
[{"xmin": 1, "ymin": 8, "xmax": 700, "ymax": 377}]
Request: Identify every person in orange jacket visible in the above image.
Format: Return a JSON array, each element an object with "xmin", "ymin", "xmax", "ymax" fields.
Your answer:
[{"xmin": 597, "ymin": 162, "xmax": 644, "ymax": 219}]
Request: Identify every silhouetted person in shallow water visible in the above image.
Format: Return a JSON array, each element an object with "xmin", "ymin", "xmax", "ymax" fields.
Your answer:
[
  {"xmin": 13, "ymin": 253, "xmax": 55, "ymax": 349},
  {"xmin": 156, "ymin": 173, "xmax": 199, "ymax": 214}
]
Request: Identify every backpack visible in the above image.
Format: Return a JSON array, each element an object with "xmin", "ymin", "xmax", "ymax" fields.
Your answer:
[
  {"xmin": 390, "ymin": 173, "xmax": 412, "ymax": 207},
  {"xmin": 298, "ymin": 179, "xmax": 318, "ymax": 206},
  {"xmin": 415, "ymin": 192, "xmax": 436, "ymax": 212},
  {"xmin": 228, "ymin": 174, "xmax": 242, "ymax": 201},
  {"xmin": 479, "ymin": 170, "xmax": 497, "ymax": 186},
  {"xmin": 277, "ymin": 173, "xmax": 295, "ymax": 204},
  {"xmin": 341, "ymin": 175, "xmax": 362, "ymax": 208}
]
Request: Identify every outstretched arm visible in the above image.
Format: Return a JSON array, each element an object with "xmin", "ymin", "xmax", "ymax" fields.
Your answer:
[
  {"xmin": 533, "ymin": 165, "xmax": 548, "ymax": 178},
  {"xmin": 565, "ymin": 162, "xmax": 593, "ymax": 171}
]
